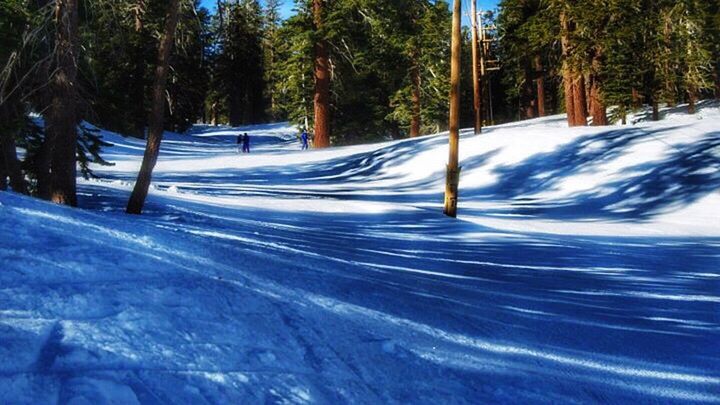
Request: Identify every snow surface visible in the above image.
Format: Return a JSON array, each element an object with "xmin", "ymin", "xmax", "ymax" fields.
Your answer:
[{"xmin": 1, "ymin": 103, "xmax": 719, "ymax": 403}]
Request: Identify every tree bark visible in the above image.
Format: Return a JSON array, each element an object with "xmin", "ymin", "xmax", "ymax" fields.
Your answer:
[
  {"xmin": 564, "ymin": 75, "xmax": 576, "ymax": 125},
  {"xmin": 522, "ymin": 62, "xmax": 536, "ymax": 119},
  {"xmin": 688, "ymin": 86, "xmax": 697, "ymax": 114},
  {"xmin": 131, "ymin": 0, "xmax": 147, "ymax": 138},
  {"xmin": 470, "ymin": 0, "xmax": 482, "ymax": 134},
  {"xmin": 652, "ymin": 101, "xmax": 660, "ymax": 121},
  {"xmin": 589, "ymin": 74, "xmax": 607, "ymax": 126},
  {"xmin": 560, "ymin": 11, "xmax": 579, "ymax": 126},
  {"xmin": 444, "ymin": 0, "xmax": 461, "ymax": 218},
  {"xmin": 409, "ymin": 48, "xmax": 421, "ymax": 138},
  {"xmin": 312, "ymin": 0, "xmax": 331, "ymax": 148},
  {"xmin": 126, "ymin": 0, "xmax": 181, "ymax": 215},
  {"xmin": 45, "ymin": 0, "xmax": 80, "ymax": 206},
  {"xmin": 631, "ymin": 87, "xmax": 641, "ymax": 109},
  {"xmin": 535, "ymin": 54, "xmax": 546, "ymax": 117},
  {"xmin": 572, "ymin": 75, "xmax": 588, "ymax": 126}
]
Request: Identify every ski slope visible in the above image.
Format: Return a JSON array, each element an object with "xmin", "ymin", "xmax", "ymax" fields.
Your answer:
[{"xmin": 1, "ymin": 103, "xmax": 719, "ymax": 403}]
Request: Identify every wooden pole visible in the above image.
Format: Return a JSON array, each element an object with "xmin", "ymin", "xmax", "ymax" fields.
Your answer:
[
  {"xmin": 444, "ymin": 0, "xmax": 461, "ymax": 218},
  {"xmin": 470, "ymin": 0, "xmax": 482, "ymax": 135}
]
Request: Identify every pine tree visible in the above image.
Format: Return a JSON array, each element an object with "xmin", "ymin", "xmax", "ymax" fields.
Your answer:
[{"xmin": 211, "ymin": 0, "xmax": 266, "ymax": 126}]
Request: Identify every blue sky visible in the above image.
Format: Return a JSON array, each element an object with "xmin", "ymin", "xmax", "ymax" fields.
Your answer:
[{"xmin": 199, "ymin": 1, "xmax": 501, "ymax": 22}]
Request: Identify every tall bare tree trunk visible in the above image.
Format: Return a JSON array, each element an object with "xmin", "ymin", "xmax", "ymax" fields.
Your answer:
[
  {"xmin": 535, "ymin": 54, "xmax": 546, "ymax": 117},
  {"xmin": 126, "ymin": 0, "xmax": 181, "ymax": 215},
  {"xmin": 409, "ymin": 48, "xmax": 421, "ymax": 138},
  {"xmin": 312, "ymin": 0, "xmax": 331, "ymax": 148},
  {"xmin": 470, "ymin": 0, "xmax": 482, "ymax": 134},
  {"xmin": 444, "ymin": 0, "xmax": 461, "ymax": 218},
  {"xmin": 45, "ymin": 0, "xmax": 80, "ymax": 206}
]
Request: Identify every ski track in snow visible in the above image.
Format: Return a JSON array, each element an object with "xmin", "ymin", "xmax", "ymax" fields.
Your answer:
[{"xmin": 1, "ymin": 105, "xmax": 720, "ymax": 403}]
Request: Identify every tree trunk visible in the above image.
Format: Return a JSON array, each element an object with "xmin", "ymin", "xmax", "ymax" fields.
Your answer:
[
  {"xmin": 470, "ymin": 0, "xmax": 482, "ymax": 134},
  {"xmin": 522, "ymin": 63, "xmax": 537, "ymax": 119},
  {"xmin": 126, "ymin": 0, "xmax": 181, "ymax": 215},
  {"xmin": 631, "ymin": 87, "xmax": 642, "ymax": 110},
  {"xmin": 572, "ymin": 75, "xmax": 588, "ymax": 126},
  {"xmin": 0, "ymin": 100, "xmax": 28, "ymax": 194},
  {"xmin": 409, "ymin": 48, "xmax": 421, "ymax": 138},
  {"xmin": 560, "ymin": 11, "xmax": 577, "ymax": 126},
  {"xmin": 45, "ymin": 0, "xmax": 80, "ymax": 206},
  {"xmin": 312, "ymin": 0, "xmax": 331, "ymax": 148},
  {"xmin": 1, "ymin": 134, "xmax": 27, "ymax": 194},
  {"xmin": 652, "ymin": 101, "xmax": 660, "ymax": 121},
  {"xmin": 131, "ymin": 0, "xmax": 147, "ymax": 138},
  {"xmin": 564, "ymin": 75, "xmax": 576, "ymax": 125},
  {"xmin": 589, "ymin": 75, "xmax": 607, "ymax": 126},
  {"xmin": 688, "ymin": 86, "xmax": 697, "ymax": 114},
  {"xmin": 444, "ymin": 0, "xmax": 461, "ymax": 218},
  {"xmin": 0, "ymin": 152, "xmax": 6, "ymax": 190},
  {"xmin": 535, "ymin": 54, "xmax": 546, "ymax": 117},
  {"xmin": 714, "ymin": 61, "xmax": 720, "ymax": 99}
]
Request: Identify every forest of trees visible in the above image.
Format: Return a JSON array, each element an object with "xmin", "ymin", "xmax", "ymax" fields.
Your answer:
[{"xmin": 1, "ymin": 0, "xmax": 719, "ymax": 212}]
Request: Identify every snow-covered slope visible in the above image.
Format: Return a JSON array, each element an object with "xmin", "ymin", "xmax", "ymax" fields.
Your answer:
[{"xmin": 1, "ymin": 103, "xmax": 719, "ymax": 403}]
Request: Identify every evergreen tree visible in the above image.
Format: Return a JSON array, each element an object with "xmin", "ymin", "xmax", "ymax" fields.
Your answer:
[{"xmin": 211, "ymin": 0, "xmax": 266, "ymax": 126}]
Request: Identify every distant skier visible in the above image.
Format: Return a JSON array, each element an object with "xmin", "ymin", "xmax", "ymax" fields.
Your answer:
[
  {"xmin": 301, "ymin": 130, "xmax": 309, "ymax": 150},
  {"xmin": 237, "ymin": 134, "xmax": 243, "ymax": 153},
  {"xmin": 242, "ymin": 133, "xmax": 250, "ymax": 153}
]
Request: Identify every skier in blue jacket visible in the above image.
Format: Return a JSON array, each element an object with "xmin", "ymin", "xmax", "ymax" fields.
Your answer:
[{"xmin": 301, "ymin": 130, "xmax": 309, "ymax": 150}]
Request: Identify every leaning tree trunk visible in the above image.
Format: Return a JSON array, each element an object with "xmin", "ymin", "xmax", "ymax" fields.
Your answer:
[
  {"xmin": 126, "ymin": 0, "xmax": 181, "ymax": 215},
  {"xmin": 46, "ymin": 0, "xmax": 80, "ymax": 206},
  {"xmin": 535, "ymin": 54, "xmax": 546, "ymax": 117},
  {"xmin": 409, "ymin": 47, "xmax": 421, "ymax": 138},
  {"xmin": 312, "ymin": 0, "xmax": 331, "ymax": 148}
]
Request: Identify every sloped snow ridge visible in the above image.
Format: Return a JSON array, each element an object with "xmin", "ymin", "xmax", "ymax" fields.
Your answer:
[{"xmin": 1, "ymin": 104, "xmax": 719, "ymax": 403}]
